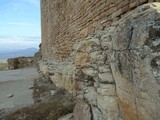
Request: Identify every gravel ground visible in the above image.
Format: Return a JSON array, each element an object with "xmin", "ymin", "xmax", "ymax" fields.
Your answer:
[
  {"xmin": 0, "ymin": 67, "xmax": 39, "ymax": 117},
  {"xmin": 0, "ymin": 68, "xmax": 75, "ymax": 120}
]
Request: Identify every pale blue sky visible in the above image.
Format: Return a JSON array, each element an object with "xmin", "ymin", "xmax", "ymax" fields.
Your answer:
[{"xmin": 0, "ymin": 0, "xmax": 41, "ymax": 52}]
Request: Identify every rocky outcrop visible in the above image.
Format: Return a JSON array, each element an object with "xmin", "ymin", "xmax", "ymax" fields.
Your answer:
[
  {"xmin": 34, "ymin": 43, "xmax": 42, "ymax": 66},
  {"xmin": 40, "ymin": 2, "xmax": 160, "ymax": 120},
  {"xmin": 8, "ymin": 57, "xmax": 34, "ymax": 69}
]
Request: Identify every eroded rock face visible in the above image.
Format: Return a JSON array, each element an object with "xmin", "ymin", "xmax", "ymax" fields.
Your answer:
[
  {"xmin": 109, "ymin": 3, "xmax": 160, "ymax": 120},
  {"xmin": 39, "ymin": 3, "xmax": 160, "ymax": 120}
]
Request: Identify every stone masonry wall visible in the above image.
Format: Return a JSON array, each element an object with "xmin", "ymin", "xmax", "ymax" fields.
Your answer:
[
  {"xmin": 41, "ymin": 0, "xmax": 160, "ymax": 60},
  {"xmin": 40, "ymin": 1, "xmax": 160, "ymax": 120},
  {"xmin": 8, "ymin": 57, "xmax": 34, "ymax": 70}
]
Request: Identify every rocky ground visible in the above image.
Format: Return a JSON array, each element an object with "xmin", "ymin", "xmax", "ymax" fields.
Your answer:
[
  {"xmin": 0, "ymin": 68, "xmax": 38, "ymax": 118},
  {"xmin": 0, "ymin": 68, "xmax": 75, "ymax": 120}
]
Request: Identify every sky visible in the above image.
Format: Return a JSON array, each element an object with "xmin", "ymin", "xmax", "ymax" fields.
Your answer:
[{"xmin": 0, "ymin": 0, "xmax": 41, "ymax": 52}]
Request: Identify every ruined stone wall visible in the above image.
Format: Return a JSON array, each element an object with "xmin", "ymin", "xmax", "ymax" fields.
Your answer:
[
  {"xmin": 8, "ymin": 57, "xmax": 34, "ymax": 70},
  {"xmin": 40, "ymin": 1, "xmax": 160, "ymax": 120},
  {"xmin": 41, "ymin": 0, "xmax": 159, "ymax": 60}
]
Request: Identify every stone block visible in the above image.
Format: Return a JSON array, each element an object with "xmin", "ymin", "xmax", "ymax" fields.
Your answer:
[
  {"xmin": 75, "ymin": 52, "xmax": 90, "ymax": 66},
  {"xmin": 97, "ymin": 84, "xmax": 116, "ymax": 96},
  {"xmin": 73, "ymin": 99, "xmax": 91, "ymax": 120},
  {"xmin": 97, "ymin": 94, "xmax": 121, "ymax": 120},
  {"xmin": 84, "ymin": 87, "xmax": 97, "ymax": 105},
  {"xmin": 98, "ymin": 72, "xmax": 114, "ymax": 83}
]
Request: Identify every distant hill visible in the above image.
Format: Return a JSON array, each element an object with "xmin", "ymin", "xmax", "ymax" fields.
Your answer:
[{"xmin": 0, "ymin": 48, "xmax": 38, "ymax": 60}]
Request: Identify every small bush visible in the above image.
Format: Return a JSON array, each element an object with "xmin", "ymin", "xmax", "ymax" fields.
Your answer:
[{"xmin": 0, "ymin": 62, "xmax": 8, "ymax": 71}]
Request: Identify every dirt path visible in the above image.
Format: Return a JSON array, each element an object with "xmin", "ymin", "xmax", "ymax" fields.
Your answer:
[{"xmin": 0, "ymin": 68, "xmax": 38, "ymax": 110}]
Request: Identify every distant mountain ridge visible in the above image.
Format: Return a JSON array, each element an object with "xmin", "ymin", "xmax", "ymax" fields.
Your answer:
[{"xmin": 0, "ymin": 48, "xmax": 38, "ymax": 60}]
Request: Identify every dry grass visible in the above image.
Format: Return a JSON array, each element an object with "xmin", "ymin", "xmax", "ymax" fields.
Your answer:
[
  {"xmin": 1, "ymin": 101, "xmax": 74, "ymax": 120},
  {"xmin": 0, "ymin": 61, "xmax": 8, "ymax": 71}
]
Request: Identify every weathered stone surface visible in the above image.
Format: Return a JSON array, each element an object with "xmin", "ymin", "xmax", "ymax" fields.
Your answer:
[
  {"xmin": 48, "ymin": 61, "xmax": 76, "ymax": 93},
  {"xmin": 7, "ymin": 57, "xmax": 34, "ymax": 69},
  {"xmin": 34, "ymin": 43, "xmax": 42, "ymax": 66},
  {"xmin": 97, "ymin": 84, "xmax": 116, "ymax": 96},
  {"xmin": 98, "ymin": 65, "xmax": 111, "ymax": 73},
  {"xmin": 58, "ymin": 113, "xmax": 74, "ymax": 120},
  {"xmin": 40, "ymin": 1, "xmax": 160, "ymax": 120},
  {"xmin": 97, "ymin": 94, "xmax": 121, "ymax": 120},
  {"xmin": 41, "ymin": 0, "xmax": 160, "ymax": 59},
  {"xmin": 91, "ymin": 106, "xmax": 104, "ymax": 120},
  {"xmin": 82, "ymin": 67, "xmax": 97, "ymax": 77},
  {"xmin": 73, "ymin": 100, "xmax": 91, "ymax": 120},
  {"xmin": 38, "ymin": 61, "xmax": 48, "ymax": 75},
  {"xmin": 50, "ymin": 73, "xmax": 62, "ymax": 86},
  {"xmin": 98, "ymin": 72, "xmax": 114, "ymax": 83},
  {"xmin": 84, "ymin": 87, "xmax": 97, "ymax": 105},
  {"xmin": 75, "ymin": 52, "xmax": 90, "ymax": 67},
  {"xmin": 108, "ymin": 3, "xmax": 160, "ymax": 120}
]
